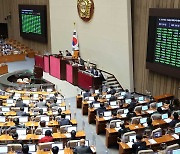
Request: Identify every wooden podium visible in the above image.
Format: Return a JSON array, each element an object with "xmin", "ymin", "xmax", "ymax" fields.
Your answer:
[{"xmin": 0, "ymin": 64, "xmax": 8, "ymax": 75}]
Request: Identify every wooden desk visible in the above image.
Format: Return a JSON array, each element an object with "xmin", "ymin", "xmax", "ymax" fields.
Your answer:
[
  {"xmin": 0, "ymin": 131, "xmax": 85, "ymax": 142},
  {"xmin": 82, "ymin": 101, "xmax": 89, "ymax": 115},
  {"xmin": 154, "ymin": 94, "xmax": 174, "ymax": 102},
  {"xmin": 96, "ymin": 116, "xmax": 108, "ymax": 135},
  {"xmin": 88, "ymin": 106, "xmax": 120, "ymax": 124},
  {"xmin": 118, "ymin": 134, "xmax": 179, "ymax": 154},
  {"xmin": 0, "ymin": 119, "xmax": 77, "ymax": 127},
  {"xmin": 0, "ymin": 64, "xmax": 8, "ymax": 75},
  {"xmin": 106, "ymin": 128, "xmax": 118, "ymax": 148},
  {"xmin": 76, "ymin": 95, "xmax": 82, "ymax": 108},
  {"xmin": 105, "ymin": 117, "xmax": 172, "ymax": 148},
  {"xmin": 0, "ymin": 54, "xmax": 26, "ymax": 63}
]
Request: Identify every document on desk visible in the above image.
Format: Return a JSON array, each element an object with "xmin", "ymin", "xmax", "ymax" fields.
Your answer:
[
  {"xmin": 115, "ymin": 128, "xmax": 120, "ymax": 132},
  {"xmin": 143, "ymin": 123, "xmax": 148, "ymax": 127},
  {"xmin": 121, "ymin": 114, "xmax": 127, "ymax": 118},
  {"xmin": 138, "ymin": 101, "xmax": 146, "ymax": 104},
  {"xmin": 64, "ymin": 133, "xmax": 71, "ymax": 138},
  {"xmin": 127, "ymin": 142, "xmax": 133, "ymax": 148},
  {"xmin": 163, "ymin": 118, "xmax": 172, "ymax": 123},
  {"xmin": 103, "ymin": 116, "xmax": 112, "ymax": 120},
  {"xmin": 110, "ymin": 105, "xmax": 119, "ymax": 109},
  {"xmin": 146, "ymin": 110, "xmax": 154, "ymax": 114},
  {"xmin": 18, "ymin": 135, "xmax": 27, "ymax": 140},
  {"xmin": 148, "ymin": 139, "xmax": 157, "ymax": 144},
  {"xmin": 172, "ymin": 134, "xmax": 179, "ymax": 139}
]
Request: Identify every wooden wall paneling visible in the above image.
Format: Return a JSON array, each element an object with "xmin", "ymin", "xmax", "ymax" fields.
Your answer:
[{"xmin": 132, "ymin": 0, "xmax": 180, "ymax": 98}]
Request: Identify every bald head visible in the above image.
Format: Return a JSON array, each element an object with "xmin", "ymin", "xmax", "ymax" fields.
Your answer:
[{"xmin": 80, "ymin": 139, "xmax": 85, "ymax": 146}]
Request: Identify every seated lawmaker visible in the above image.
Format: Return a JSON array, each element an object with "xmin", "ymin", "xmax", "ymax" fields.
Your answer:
[
  {"xmin": 17, "ymin": 107, "xmax": 29, "ymax": 116},
  {"xmin": 36, "ymin": 98, "xmax": 47, "ymax": 107},
  {"xmin": 169, "ymin": 112, "xmax": 180, "ymax": 128},
  {"xmin": 83, "ymin": 90, "xmax": 91, "ymax": 99},
  {"xmin": 132, "ymin": 134, "xmax": 147, "ymax": 154},
  {"xmin": 15, "ymin": 98, "xmax": 27, "ymax": 107},
  {"xmin": 6, "ymin": 118, "xmax": 26, "ymax": 134},
  {"xmin": 74, "ymin": 139, "xmax": 92, "ymax": 154},
  {"xmin": 58, "ymin": 113, "xmax": 71, "ymax": 126},
  {"xmin": 92, "ymin": 96, "xmax": 99, "ymax": 104},
  {"xmin": 109, "ymin": 91, "xmax": 117, "ymax": 102},
  {"xmin": 17, "ymin": 144, "xmax": 31, "ymax": 154},
  {"xmin": 128, "ymin": 96, "xmax": 137, "ymax": 111},
  {"xmin": 39, "ymin": 130, "xmax": 53, "ymax": 143},
  {"xmin": 107, "ymin": 86, "xmax": 116, "ymax": 95},
  {"xmin": 95, "ymin": 103, "xmax": 106, "ymax": 116},
  {"xmin": 52, "ymin": 146, "xmax": 59, "ymax": 154},
  {"xmin": 124, "ymin": 89, "xmax": 132, "ymax": 99}
]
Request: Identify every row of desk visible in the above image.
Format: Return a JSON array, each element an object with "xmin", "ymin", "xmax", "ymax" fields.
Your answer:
[
  {"xmin": 0, "ymin": 64, "xmax": 8, "ymax": 75},
  {"xmin": 0, "ymin": 53, "xmax": 26, "ymax": 63},
  {"xmin": 35, "ymin": 55, "xmax": 102, "ymax": 90}
]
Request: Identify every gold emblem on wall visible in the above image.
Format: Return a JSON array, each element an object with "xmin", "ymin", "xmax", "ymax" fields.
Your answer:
[{"xmin": 77, "ymin": 0, "xmax": 94, "ymax": 22}]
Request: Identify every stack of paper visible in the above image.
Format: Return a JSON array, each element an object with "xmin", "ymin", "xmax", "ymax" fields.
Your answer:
[
  {"xmin": 127, "ymin": 142, "xmax": 133, "ymax": 148},
  {"xmin": 148, "ymin": 139, "xmax": 157, "ymax": 144}
]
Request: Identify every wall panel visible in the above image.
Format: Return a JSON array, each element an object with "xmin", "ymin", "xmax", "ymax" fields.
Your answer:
[
  {"xmin": 0, "ymin": 0, "xmax": 51, "ymax": 53},
  {"xmin": 132, "ymin": 0, "xmax": 180, "ymax": 98}
]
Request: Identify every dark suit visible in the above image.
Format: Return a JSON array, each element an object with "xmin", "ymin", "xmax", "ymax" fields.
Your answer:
[
  {"xmin": 58, "ymin": 118, "xmax": 71, "ymax": 126},
  {"xmin": 169, "ymin": 119, "xmax": 180, "ymax": 128},
  {"xmin": 83, "ymin": 92, "xmax": 91, "ymax": 98},
  {"xmin": 109, "ymin": 95, "xmax": 117, "ymax": 101},
  {"xmin": 95, "ymin": 106, "xmax": 106, "ymax": 116},
  {"xmin": 74, "ymin": 145, "xmax": 92, "ymax": 154},
  {"xmin": 132, "ymin": 141, "xmax": 147, "ymax": 154},
  {"xmin": 17, "ymin": 111, "xmax": 28, "ymax": 116},
  {"xmin": 15, "ymin": 101, "xmax": 27, "ymax": 107}
]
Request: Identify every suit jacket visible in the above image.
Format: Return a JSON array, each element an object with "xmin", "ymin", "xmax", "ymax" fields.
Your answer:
[
  {"xmin": 83, "ymin": 92, "xmax": 91, "ymax": 98},
  {"xmin": 169, "ymin": 119, "xmax": 180, "ymax": 128},
  {"xmin": 132, "ymin": 141, "xmax": 147, "ymax": 154},
  {"xmin": 37, "ymin": 101, "xmax": 46, "ymax": 107},
  {"xmin": 96, "ymin": 107, "xmax": 106, "ymax": 116},
  {"xmin": 74, "ymin": 145, "xmax": 92, "ymax": 154},
  {"xmin": 109, "ymin": 95, "xmax": 117, "ymax": 101},
  {"xmin": 59, "ymin": 118, "xmax": 71, "ymax": 126},
  {"xmin": 17, "ymin": 111, "xmax": 28, "ymax": 116},
  {"xmin": 15, "ymin": 101, "xmax": 27, "ymax": 107}
]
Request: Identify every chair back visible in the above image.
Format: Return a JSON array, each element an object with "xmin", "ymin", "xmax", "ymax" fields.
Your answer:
[
  {"xmin": 138, "ymin": 149, "xmax": 154, "ymax": 154},
  {"xmin": 151, "ymin": 114, "xmax": 162, "ymax": 120},
  {"xmin": 60, "ymin": 125, "xmax": 72, "ymax": 133},
  {"xmin": 109, "ymin": 120, "xmax": 121, "ymax": 128},
  {"xmin": 117, "ymin": 109, "xmax": 124, "ymax": 114},
  {"xmin": 151, "ymin": 128, "xmax": 162, "ymax": 138},
  {"xmin": 165, "ymin": 144, "xmax": 179, "ymax": 153},
  {"xmin": 38, "ymin": 142, "xmax": 54, "ymax": 151},
  {"xmin": 67, "ymin": 140, "xmax": 80, "ymax": 148},
  {"xmin": 131, "ymin": 116, "xmax": 142, "ymax": 125},
  {"xmin": 175, "ymin": 122, "xmax": 180, "ymax": 127},
  {"xmin": 35, "ymin": 128, "xmax": 43, "ymax": 135},
  {"xmin": 7, "ymin": 144, "xmax": 22, "ymax": 152},
  {"xmin": 122, "ymin": 131, "xmax": 136, "ymax": 143},
  {"xmin": 134, "ymin": 106, "xmax": 142, "ymax": 113},
  {"xmin": 150, "ymin": 102, "xmax": 156, "ymax": 109}
]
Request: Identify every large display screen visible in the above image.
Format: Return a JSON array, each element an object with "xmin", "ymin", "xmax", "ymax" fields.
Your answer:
[
  {"xmin": 19, "ymin": 5, "xmax": 47, "ymax": 43},
  {"xmin": 146, "ymin": 9, "xmax": 180, "ymax": 78}
]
